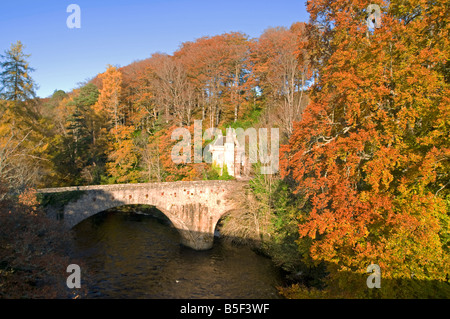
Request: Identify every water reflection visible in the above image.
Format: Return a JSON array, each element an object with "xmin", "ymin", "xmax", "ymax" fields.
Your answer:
[{"xmin": 72, "ymin": 209, "xmax": 282, "ymax": 299}]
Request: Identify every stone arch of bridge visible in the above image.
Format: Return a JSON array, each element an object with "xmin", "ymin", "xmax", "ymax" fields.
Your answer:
[
  {"xmin": 39, "ymin": 180, "xmax": 246, "ymax": 250},
  {"xmin": 68, "ymin": 200, "xmax": 194, "ymax": 241},
  {"xmin": 63, "ymin": 191, "xmax": 229, "ymax": 250}
]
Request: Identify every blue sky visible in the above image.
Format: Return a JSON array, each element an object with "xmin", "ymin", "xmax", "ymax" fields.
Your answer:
[{"xmin": 0, "ymin": 0, "xmax": 309, "ymax": 98}]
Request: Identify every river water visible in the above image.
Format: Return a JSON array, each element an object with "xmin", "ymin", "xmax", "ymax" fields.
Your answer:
[{"xmin": 71, "ymin": 208, "xmax": 283, "ymax": 299}]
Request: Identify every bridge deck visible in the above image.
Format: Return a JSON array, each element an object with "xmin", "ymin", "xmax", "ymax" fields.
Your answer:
[{"xmin": 36, "ymin": 180, "xmax": 247, "ymax": 193}]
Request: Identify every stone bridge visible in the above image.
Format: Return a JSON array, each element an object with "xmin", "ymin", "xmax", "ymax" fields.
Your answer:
[{"xmin": 37, "ymin": 180, "xmax": 247, "ymax": 250}]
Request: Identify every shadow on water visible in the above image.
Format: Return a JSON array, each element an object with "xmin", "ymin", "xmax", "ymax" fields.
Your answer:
[{"xmin": 71, "ymin": 206, "xmax": 284, "ymax": 299}]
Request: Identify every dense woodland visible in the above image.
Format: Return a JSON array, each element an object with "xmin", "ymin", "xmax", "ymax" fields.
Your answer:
[{"xmin": 1, "ymin": 0, "xmax": 449, "ymax": 298}]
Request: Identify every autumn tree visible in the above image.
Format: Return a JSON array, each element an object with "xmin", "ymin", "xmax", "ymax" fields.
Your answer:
[
  {"xmin": 95, "ymin": 65, "xmax": 124, "ymax": 133},
  {"xmin": 251, "ymin": 23, "xmax": 311, "ymax": 140},
  {"xmin": 48, "ymin": 83, "xmax": 108, "ymax": 186},
  {"xmin": 281, "ymin": 0, "xmax": 449, "ymax": 281},
  {"xmin": 0, "ymin": 42, "xmax": 51, "ymax": 191},
  {"xmin": 158, "ymin": 125, "xmax": 208, "ymax": 181},
  {"xmin": 105, "ymin": 124, "xmax": 141, "ymax": 184},
  {"xmin": 0, "ymin": 117, "xmax": 39, "ymax": 193},
  {"xmin": 145, "ymin": 53, "xmax": 197, "ymax": 126},
  {"xmin": 120, "ymin": 59, "xmax": 154, "ymax": 131},
  {"xmin": 139, "ymin": 129, "xmax": 166, "ymax": 182},
  {"xmin": 174, "ymin": 33, "xmax": 251, "ymax": 127},
  {"xmin": 39, "ymin": 90, "xmax": 68, "ymax": 120},
  {"xmin": 216, "ymin": 33, "xmax": 252, "ymax": 124}
]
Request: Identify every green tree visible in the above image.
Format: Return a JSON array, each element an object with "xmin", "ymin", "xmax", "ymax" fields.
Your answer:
[
  {"xmin": 49, "ymin": 83, "xmax": 107, "ymax": 186},
  {"xmin": 0, "ymin": 41, "xmax": 51, "ymax": 191},
  {"xmin": 40, "ymin": 90, "xmax": 68, "ymax": 116},
  {"xmin": 0, "ymin": 41, "xmax": 37, "ymax": 101}
]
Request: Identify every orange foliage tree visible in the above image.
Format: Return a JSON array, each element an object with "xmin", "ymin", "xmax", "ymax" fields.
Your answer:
[
  {"xmin": 106, "ymin": 124, "xmax": 141, "ymax": 184},
  {"xmin": 94, "ymin": 65, "xmax": 124, "ymax": 132},
  {"xmin": 174, "ymin": 32, "xmax": 251, "ymax": 127},
  {"xmin": 281, "ymin": 0, "xmax": 449, "ymax": 280},
  {"xmin": 120, "ymin": 59, "xmax": 154, "ymax": 130},
  {"xmin": 250, "ymin": 22, "xmax": 311, "ymax": 140},
  {"xmin": 159, "ymin": 124, "xmax": 208, "ymax": 182}
]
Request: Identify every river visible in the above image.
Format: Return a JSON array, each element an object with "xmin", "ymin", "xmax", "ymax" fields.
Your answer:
[{"xmin": 71, "ymin": 207, "xmax": 283, "ymax": 299}]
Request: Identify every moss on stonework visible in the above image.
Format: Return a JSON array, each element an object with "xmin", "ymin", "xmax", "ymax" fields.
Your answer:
[{"xmin": 37, "ymin": 190, "xmax": 86, "ymax": 210}]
